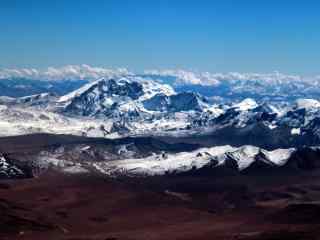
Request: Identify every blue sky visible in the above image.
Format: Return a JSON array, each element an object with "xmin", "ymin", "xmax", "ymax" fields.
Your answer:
[{"xmin": 1, "ymin": 0, "xmax": 319, "ymax": 74}]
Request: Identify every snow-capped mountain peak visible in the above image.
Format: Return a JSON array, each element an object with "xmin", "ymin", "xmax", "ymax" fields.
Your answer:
[
  {"xmin": 232, "ymin": 98, "xmax": 258, "ymax": 111},
  {"xmin": 58, "ymin": 77, "xmax": 105, "ymax": 103},
  {"xmin": 56, "ymin": 76, "xmax": 212, "ymax": 119},
  {"xmin": 295, "ymin": 98, "xmax": 320, "ymax": 110},
  {"xmin": 55, "ymin": 77, "xmax": 176, "ymax": 117}
]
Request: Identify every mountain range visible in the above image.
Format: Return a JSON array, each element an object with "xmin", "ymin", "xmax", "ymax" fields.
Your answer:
[{"xmin": 1, "ymin": 75, "xmax": 320, "ymax": 178}]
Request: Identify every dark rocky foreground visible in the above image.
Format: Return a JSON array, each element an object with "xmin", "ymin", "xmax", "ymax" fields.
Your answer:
[
  {"xmin": 1, "ymin": 133, "xmax": 320, "ymax": 239},
  {"xmin": 1, "ymin": 171, "xmax": 320, "ymax": 240}
]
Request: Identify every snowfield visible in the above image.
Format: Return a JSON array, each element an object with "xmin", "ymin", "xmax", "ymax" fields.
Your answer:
[{"xmin": 0, "ymin": 105, "xmax": 117, "ymax": 138}]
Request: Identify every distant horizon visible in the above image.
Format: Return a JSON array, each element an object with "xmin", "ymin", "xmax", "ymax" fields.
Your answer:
[
  {"xmin": 1, "ymin": 0, "xmax": 320, "ymax": 75},
  {"xmin": 1, "ymin": 64, "xmax": 320, "ymax": 85}
]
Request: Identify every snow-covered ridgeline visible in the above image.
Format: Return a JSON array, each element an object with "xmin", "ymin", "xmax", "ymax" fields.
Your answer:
[{"xmin": 91, "ymin": 145, "xmax": 296, "ymax": 176}]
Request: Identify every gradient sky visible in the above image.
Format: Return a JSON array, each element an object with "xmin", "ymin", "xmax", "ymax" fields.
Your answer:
[{"xmin": 1, "ymin": 0, "xmax": 319, "ymax": 74}]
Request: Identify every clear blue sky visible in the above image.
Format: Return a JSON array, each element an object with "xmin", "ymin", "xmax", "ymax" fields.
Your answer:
[{"xmin": 1, "ymin": 0, "xmax": 319, "ymax": 74}]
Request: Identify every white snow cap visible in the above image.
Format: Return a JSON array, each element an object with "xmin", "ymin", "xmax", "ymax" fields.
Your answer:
[
  {"xmin": 295, "ymin": 99, "xmax": 320, "ymax": 110},
  {"xmin": 58, "ymin": 78, "xmax": 105, "ymax": 103},
  {"xmin": 233, "ymin": 98, "xmax": 258, "ymax": 111}
]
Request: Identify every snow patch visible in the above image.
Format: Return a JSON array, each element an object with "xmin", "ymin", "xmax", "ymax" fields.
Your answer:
[{"xmin": 291, "ymin": 128, "xmax": 301, "ymax": 135}]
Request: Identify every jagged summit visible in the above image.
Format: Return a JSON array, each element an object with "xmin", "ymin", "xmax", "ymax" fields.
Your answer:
[{"xmin": 56, "ymin": 76, "xmax": 211, "ymax": 118}]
